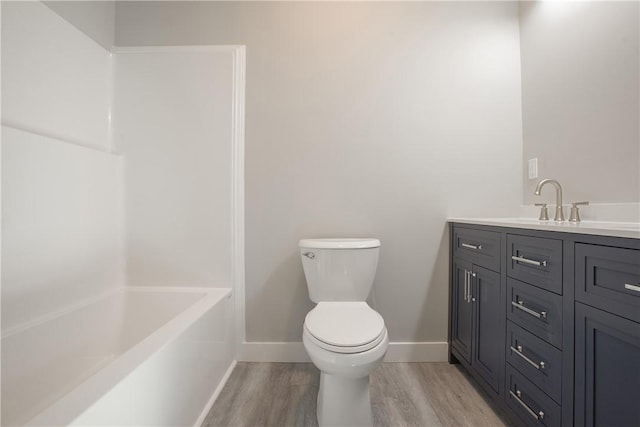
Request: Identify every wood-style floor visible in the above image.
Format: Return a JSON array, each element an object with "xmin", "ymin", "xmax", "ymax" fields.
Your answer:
[{"xmin": 203, "ymin": 362, "xmax": 515, "ymax": 427}]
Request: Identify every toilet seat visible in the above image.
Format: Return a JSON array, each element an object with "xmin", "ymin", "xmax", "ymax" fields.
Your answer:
[{"xmin": 304, "ymin": 302, "xmax": 386, "ymax": 354}]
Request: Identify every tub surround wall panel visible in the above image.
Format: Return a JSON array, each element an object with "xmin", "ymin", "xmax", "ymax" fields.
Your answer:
[
  {"xmin": 112, "ymin": 47, "xmax": 235, "ymax": 288},
  {"xmin": 1, "ymin": 127, "xmax": 123, "ymax": 332},
  {"xmin": 115, "ymin": 1, "xmax": 524, "ymax": 346},
  {"xmin": 1, "ymin": 1, "xmax": 122, "ymax": 332},
  {"xmin": 1, "ymin": 1, "xmax": 112, "ymax": 150},
  {"xmin": 519, "ymin": 1, "xmax": 640, "ymax": 205}
]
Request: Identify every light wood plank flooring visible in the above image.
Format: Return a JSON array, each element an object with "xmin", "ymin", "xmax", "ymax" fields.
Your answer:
[{"xmin": 203, "ymin": 362, "xmax": 514, "ymax": 427}]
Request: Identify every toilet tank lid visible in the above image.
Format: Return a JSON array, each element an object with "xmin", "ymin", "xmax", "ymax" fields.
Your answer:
[{"xmin": 299, "ymin": 238, "xmax": 380, "ymax": 249}]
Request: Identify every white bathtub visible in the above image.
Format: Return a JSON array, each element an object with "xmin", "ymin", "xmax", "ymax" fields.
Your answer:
[{"xmin": 1, "ymin": 287, "xmax": 234, "ymax": 426}]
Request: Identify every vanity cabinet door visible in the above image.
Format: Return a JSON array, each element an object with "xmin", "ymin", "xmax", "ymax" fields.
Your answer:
[
  {"xmin": 451, "ymin": 259, "xmax": 473, "ymax": 364},
  {"xmin": 473, "ymin": 266, "xmax": 502, "ymax": 392},
  {"xmin": 575, "ymin": 302, "xmax": 640, "ymax": 427}
]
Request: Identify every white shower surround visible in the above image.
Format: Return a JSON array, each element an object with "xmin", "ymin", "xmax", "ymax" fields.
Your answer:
[
  {"xmin": 2, "ymin": 3, "xmax": 247, "ymax": 423},
  {"xmin": 112, "ymin": 44, "xmax": 246, "ymax": 364}
]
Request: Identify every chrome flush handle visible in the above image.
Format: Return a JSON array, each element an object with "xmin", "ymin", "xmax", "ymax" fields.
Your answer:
[{"xmin": 302, "ymin": 252, "xmax": 315, "ymax": 259}]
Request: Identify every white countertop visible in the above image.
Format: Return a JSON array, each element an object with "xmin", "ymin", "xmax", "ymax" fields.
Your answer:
[{"xmin": 447, "ymin": 217, "xmax": 640, "ymax": 239}]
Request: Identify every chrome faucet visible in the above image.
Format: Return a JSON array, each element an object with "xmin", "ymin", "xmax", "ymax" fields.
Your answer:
[{"xmin": 534, "ymin": 179, "xmax": 564, "ymax": 221}]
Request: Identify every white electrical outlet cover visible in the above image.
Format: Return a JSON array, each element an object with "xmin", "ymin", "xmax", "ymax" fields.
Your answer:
[{"xmin": 528, "ymin": 158, "xmax": 538, "ymax": 179}]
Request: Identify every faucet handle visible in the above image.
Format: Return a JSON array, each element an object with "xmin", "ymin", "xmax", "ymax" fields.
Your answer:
[
  {"xmin": 535, "ymin": 203, "xmax": 549, "ymax": 221},
  {"xmin": 569, "ymin": 201, "xmax": 589, "ymax": 223}
]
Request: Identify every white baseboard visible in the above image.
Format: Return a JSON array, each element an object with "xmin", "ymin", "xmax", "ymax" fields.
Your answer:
[
  {"xmin": 384, "ymin": 341, "xmax": 449, "ymax": 362},
  {"xmin": 238, "ymin": 341, "xmax": 449, "ymax": 363},
  {"xmin": 194, "ymin": 359, "xmax": 237, "ymax": 427},
  {"xmin": 239, "ymin": 342, "xmax": 311, "ymax": 362}
]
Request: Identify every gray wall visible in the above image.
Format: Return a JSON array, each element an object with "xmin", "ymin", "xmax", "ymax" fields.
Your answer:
[
  {"xmin": 519, "ymin": 1, "xmax": 639, "ymax": 205},
  {"xmin": 44, "ymin": 1, "xmax": 114, "ymax": 49},
  {"xmin": 115, "ymin": 1, "xmax": 523, "ymax": 343}
]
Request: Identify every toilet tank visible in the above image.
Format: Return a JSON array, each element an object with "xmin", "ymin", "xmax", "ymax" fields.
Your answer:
[{"xmin": 299, "ymin": 238, "xmax": 380, "ymax": 303}]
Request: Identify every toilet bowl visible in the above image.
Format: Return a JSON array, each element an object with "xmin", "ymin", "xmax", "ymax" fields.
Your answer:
[{"xmin": 299, "ymin": 238, "xmax": 388, "ymax": 427}]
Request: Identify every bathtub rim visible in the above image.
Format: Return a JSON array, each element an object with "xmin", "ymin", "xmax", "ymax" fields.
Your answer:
[
  {"xmin": 1, "ymin": 286, "xmax": 225, "ymax": 339},
  {"xmin": 2, "ymin": 287, "xmax": 120, "ymax": 339},
  {"xmin": 19, "ymin": 286, "xmax": 232, "ymax": 427}
]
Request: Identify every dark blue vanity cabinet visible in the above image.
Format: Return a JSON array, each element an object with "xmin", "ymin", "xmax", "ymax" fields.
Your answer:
[
  {"xmin": 450, "ymin": 226, "xmax": 505, "ymax": 396},
  {"xmin": 449, "ymin": 222, "xmax": 640, "ymax": 427},
  {"xmin": 504, "ymin": 232, "xmax": 564, "ymax": 427},
  {"xmin": 574, "ymin": 243, "xmax": 640, "ymax": 427},
  {"xmin": 574, "ymin": 303, "xmax": 640, "ymax": 427},
  {"xmin": 451, "ymin": 258, "xmax": 473, "ymax": 364}
]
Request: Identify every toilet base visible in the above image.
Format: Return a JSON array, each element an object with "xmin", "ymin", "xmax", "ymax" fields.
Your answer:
[{"xmin": 317, "ymin": 372, "xmax": 372, "ymax": 427}]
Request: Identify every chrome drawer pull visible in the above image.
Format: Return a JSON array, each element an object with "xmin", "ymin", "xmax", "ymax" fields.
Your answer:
[
  {"xmin": 461, "ymin": 243, "xmax": 482, "ymax": 250},
  {"xmin": 511, "ymin": 255, "xmax": 547, "ymax": 267},
  {"xmin": 512, "ymin": 300, "xmax": 547, "ymax": 319},
  {"xmin": 510, "ymin": 345, "xmax": 545, "ymax": 370},
  {"xmin": 509, "ymin": 390, "xmax": 545, "ymax": 420},
  {"xmin": 624, "ymin": 283, "xmax": 640, "ymax": 293}
]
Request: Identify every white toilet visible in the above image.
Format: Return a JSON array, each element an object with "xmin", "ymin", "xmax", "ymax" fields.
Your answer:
[{"xmin": 299, "ymin": 238, "xmax": 389, "ymax": 427}]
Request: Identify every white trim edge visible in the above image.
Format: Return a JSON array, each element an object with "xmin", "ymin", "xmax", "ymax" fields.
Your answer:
[
  {"xmin": 231, "ymin": 46, "xmax": 247, "ymax": 360},
  {"xmin": 112, "ymin": 45, "xmax": 247, "ymax": 54},
  {"xmin": 238, "ymin": 341, "xmax": 449, "ymax": 363},
  {"xmin": 384, "ymin": 341, "xmax": 449, "ymax": 362},
  {"xmin": 240, "ymin": 342, "xmax": 311, "ymax": 363},
  {"xmin": 194, "ymin": 360, "xmax": 237, "ymax": 427}
]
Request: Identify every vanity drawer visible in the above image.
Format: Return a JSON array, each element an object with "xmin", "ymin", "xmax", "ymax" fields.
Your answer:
[
  {"xmin": 507, "ymin": 278, "xmax": 562, "ymax": 348},
  {"xmin": 507, "ymin": 234, "xmax": 562, "ymax": 294},
  {"xmin": 506, "ymin": 364, "xmax": 561, "ymax": 427},
  {"xmin": 575, "ymin": 243, "xmax": 640, "ymax": 323},
  {"xmin": 506, "ymin": 321, "xmax": 562, "ymax": 403},
  {"xmin": 453, "ymin": 226, "xmax": 500, "ymax": 272}
]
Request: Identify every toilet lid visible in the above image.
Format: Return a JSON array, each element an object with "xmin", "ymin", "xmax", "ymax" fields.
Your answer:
[{"xmin": 304, "ymin": 302, "xmax": 385, "ymax": 349}]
